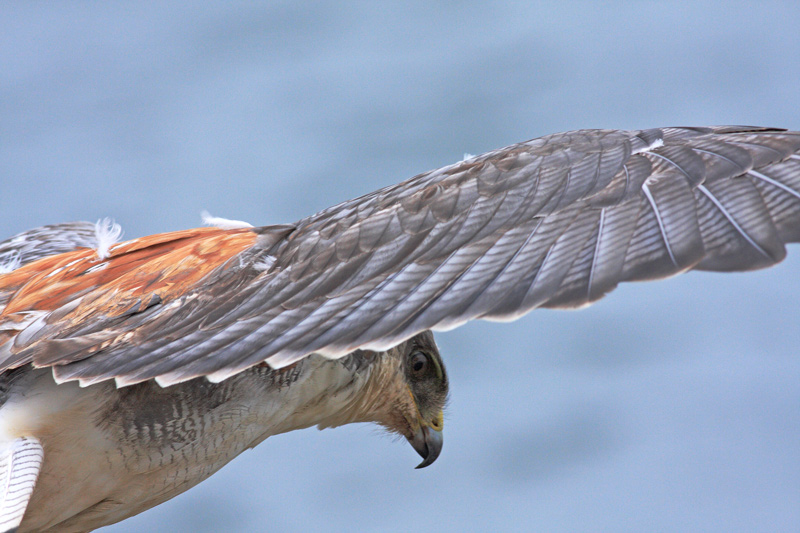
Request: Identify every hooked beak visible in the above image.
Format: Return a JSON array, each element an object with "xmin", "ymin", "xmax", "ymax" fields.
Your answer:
[{"xmin": 407, "ymin": 425, "xmax": 443, "ymax": 469}]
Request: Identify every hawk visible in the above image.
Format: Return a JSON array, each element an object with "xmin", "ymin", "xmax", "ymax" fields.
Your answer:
[{"xmin": 1, "ymin": 126, "xmax": 799, "ymax": 532}]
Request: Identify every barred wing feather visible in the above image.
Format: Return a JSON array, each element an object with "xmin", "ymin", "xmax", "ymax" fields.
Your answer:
[{"xmin": 1, "ymin": 126, "xmax": 799, "ymax": 387}]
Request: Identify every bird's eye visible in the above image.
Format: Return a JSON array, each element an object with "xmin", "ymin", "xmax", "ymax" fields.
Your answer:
[{"xmin": 410, "ymin": 352, "xmax": 428, "ymax": 374}]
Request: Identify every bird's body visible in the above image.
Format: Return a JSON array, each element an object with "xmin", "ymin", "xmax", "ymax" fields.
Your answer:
[
  {"xmin": 2, "ymin": 343, "xmax": 435, "ymax": 532},
  {"xmin": 1, "ymin": 125, "xmax": 799, "ymax": 531},
  {"xmin": 3, "ymin": 365, "xmax": 286, "ymax": 532}
]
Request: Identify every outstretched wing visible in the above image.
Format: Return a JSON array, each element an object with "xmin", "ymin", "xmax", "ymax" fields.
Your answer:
[{"xmin": 2, "ymin": 126, "xmax": 800, "ymax": 386}]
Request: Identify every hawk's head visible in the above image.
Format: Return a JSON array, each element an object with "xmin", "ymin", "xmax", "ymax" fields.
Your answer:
[
  {"xmin": 343, "ymin": 331, "xmax": 448, "ymax": 468},
  {"xmin": 397, "ymin": 331, "xmax": 448, "ymax": 468}
]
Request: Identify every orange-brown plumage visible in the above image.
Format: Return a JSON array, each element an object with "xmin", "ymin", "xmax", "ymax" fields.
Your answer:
[{"xmin": 1, "ymin": 226, "xmax": 258, "ymax": 334}]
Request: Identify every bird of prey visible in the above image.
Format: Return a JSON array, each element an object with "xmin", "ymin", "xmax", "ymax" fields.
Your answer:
[{"xmin": 1, "ymin": 125, "xmax": 799, "ymax": 532}]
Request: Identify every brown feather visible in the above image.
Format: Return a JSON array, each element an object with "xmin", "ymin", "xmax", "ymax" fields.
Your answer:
[{"xmin": 1, "ymin": 227, "xmax": 259, "ymax": 336}]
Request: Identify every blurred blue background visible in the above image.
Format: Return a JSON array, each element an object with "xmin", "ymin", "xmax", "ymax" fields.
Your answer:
[{"xmin": 2, "ymin": 2, "xmax": 799, "ymax": 531}]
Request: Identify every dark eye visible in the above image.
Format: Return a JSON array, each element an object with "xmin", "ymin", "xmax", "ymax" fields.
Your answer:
[{"xmin": 410, "ymin": 351, "xmax": 428, "ymax": 374}]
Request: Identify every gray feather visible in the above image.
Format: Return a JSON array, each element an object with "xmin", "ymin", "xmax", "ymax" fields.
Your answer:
[{"xmin": 0, "ymin": 222, "xmax": 97, "ymax": 270}]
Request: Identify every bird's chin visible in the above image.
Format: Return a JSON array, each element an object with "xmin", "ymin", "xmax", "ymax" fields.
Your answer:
[{"xmin": 407, "ymin": 425, "xmax": 443, "ymax": 469}]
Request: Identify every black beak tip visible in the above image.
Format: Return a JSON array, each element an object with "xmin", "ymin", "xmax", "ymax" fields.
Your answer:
[{"xmin": 409, "ymin": 426, "xmax": 443, "ymax": 469}]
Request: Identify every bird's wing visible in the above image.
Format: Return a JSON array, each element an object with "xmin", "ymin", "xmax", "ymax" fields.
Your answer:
[
  {"xmin": 2, "ymin": 126, "xmax": 799, "ymax": 387},
  {"xmin": 0, "ymin": 437, "xmax": 44, "ymax": 532},
  {"xmin": 0, "ymin": 222, "xmax": 98, "ymax": 271}
]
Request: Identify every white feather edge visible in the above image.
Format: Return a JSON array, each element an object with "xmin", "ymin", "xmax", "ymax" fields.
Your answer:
[{"xmin": 632, "ymin": 137, "xmax": 664, "ymax": 154}]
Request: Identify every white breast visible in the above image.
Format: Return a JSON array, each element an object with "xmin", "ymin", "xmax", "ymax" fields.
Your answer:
[{"xmin": 0, "ymin": 356, "xmax": 368, "ymax": 532}]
